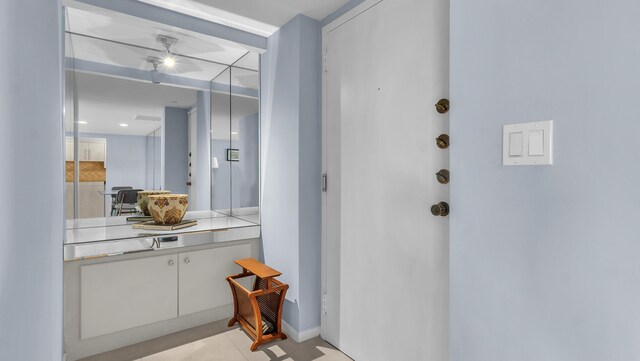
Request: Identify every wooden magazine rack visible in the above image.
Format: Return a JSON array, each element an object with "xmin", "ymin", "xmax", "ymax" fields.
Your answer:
[{"xmin": 226, "ymin": 258, "xmax": 289, "ymax": 351}]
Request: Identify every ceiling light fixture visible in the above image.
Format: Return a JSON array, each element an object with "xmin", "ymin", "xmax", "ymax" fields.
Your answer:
[
  {"xmin": 77, "ymin": 121, "xmax": 87, "ymax": 124},
  {"xmin": 119, "ymin": 123, "xmax": 129, "ymax": 127},
  {"xmin": 146, "ymin": 56, "xmax": 162, "ymax": 84},
  {"xmin": 157, "ymin": 34, "xmax": 179, "ymax": 69}
]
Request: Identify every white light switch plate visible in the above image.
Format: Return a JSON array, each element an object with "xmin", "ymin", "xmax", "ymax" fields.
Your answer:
[{"xmin": 503, "ymin": 120, "xmax": 553, "ymax": 166}]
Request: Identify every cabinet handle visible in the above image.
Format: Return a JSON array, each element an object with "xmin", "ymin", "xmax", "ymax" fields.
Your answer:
[
  {"xmin": 184, "ymin": 257, "xmax": 191, "ymax": 264},
  {"xmin": 88, "ymin": 149, "xmax": 91, "ymax": 160},
  {"xmin": 168, "ymin": 260, "xmax": 175, "ymax": 266}
]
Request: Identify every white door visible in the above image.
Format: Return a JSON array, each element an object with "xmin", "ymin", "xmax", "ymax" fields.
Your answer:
[
  {"xmin": 178, "ymin": 244, "xmax": 251, "ymax": 316},
  {"xmin": 322, "ymin": 0, "xmax": 449, "ymax": 360}
]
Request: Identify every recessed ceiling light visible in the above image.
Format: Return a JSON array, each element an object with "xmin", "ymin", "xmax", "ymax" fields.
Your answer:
[
  {"xmin": 119, "ymin": 123, "xmax": 129, "ymax": 127},
  {"xmin": 231, "ymin": 132, "xmax": 238, "ymax": 135},
  {"xmin": 78, "ymin": 121, "xmax": 87, "ymax": 124}
]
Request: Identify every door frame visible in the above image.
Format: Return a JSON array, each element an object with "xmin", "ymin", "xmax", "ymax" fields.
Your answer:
[{"xmin": 320, "ymin": 0, "xmax": 385, "ymax": 346}]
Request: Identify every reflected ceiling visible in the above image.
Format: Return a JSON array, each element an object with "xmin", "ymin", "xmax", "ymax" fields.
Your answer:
[
  {"xmin": 67, "ymin": 72, "xmax": 197, "ymax": 136},
  {"xmin": 65, "ymin": 6, "xmax": 259, "ymax": 86}
]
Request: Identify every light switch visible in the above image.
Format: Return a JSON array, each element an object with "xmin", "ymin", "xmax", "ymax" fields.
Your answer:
[
  {"xmin": 528, "ymin": 130, "xmax": 544, "ymax": 156},
  {"xmin": 503, "ymin": 120, "xmax": 553, "ymax": 166},
  {"xmin": 509, "ymin": 132, "xmax": 523, "ymax": 157}
]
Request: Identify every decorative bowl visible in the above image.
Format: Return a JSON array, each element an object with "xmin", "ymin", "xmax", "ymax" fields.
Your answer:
[
  {"xmin": 147, "ymin": 194, "xmax": 189, "ymax": 225},
  {"xmin": 137, "ymin": 190, "xmax": 171, "ymax": 216}
]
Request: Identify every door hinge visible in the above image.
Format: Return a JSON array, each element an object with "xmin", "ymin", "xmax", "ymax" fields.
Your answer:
[
  {"xmin": 322, "ymin": 173, "xmax": 328, "ymax": 192},
  {"xmin": 322, "ymin": 292, "xmax": 328, "ymax": 314}
]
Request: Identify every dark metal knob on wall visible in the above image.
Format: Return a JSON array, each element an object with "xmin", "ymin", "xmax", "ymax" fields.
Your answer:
[
  {"xmin": 436, "ymin": 134, "xmax": 449, "ymax": 149},
  {"xmin": 435, "ymin": 98, "xmax": 449, "ymax": 114},
  {"xmin": 436, "ymin": 169, "xmax": 449, "ymax": 184},
  {"xmin": 431, "ymin": 202, "xmax": 449, "ymax": 217}
]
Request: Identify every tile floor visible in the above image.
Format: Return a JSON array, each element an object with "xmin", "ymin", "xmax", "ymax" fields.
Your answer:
[{"xmin": 79, "ymin": 320, "xmax": 352, "ymax": 361}]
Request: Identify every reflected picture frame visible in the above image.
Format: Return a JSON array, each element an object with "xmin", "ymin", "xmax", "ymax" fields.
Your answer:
[{"xmin": 227, "ymin": 149, "xmax": 240, "ymax": 162}]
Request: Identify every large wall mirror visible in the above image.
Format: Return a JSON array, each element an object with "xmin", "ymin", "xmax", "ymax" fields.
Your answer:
[{"xmin": 64, "ymin": 6, "xmax": 260, "ymax": 230}]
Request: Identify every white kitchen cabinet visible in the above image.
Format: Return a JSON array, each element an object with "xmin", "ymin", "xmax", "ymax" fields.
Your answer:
[
  {"xmin": 80, "ymin": 254, "xmax": 178, "ymax": 339},
  {"xmin": 66, "ymin": 139, "xmax": 74, "ymax": 161},
  {"xmin": 65, "ymin": 139, "xmax": 106, "ymax": 162},
  {"xmin": 66, "ymin": 182, "xmax": 105, "ymax": 219},
  {"xmin": 78, "ymin": 182, "xmax": 105, "ymax": 218},
  {"xmin": 86, "ymin": 142, "xmax": 106, "ymax": 162},
  {"xmin": 178, "ymin": 243, "xmax": 252, "ymax": 316}
]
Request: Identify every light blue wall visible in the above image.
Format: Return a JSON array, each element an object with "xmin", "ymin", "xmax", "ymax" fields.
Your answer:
[
  {"xmin": 297, "ymin": 15, "xmax": 322, "ymax": 333},
  {"xmin": 74, "ymin": 133, "xmax": 147, "ymax": 191},
  {"xmin": 261, "ymin": 14, "xmax": 322, "ymax": 335},
  {"xmin": 451, "ymin": 1, "xmax": 640, "ymax": 360},
  {"xmin": 194, "ymin": 91, "xmax": 211, "ymax": 210},
  {"xmin": 163, "ymin": 107, "xmax": 189, "ymax": 194},
  {"xmin": 0, "ymin": 1, "xmax": 64, "ymax": 360}
]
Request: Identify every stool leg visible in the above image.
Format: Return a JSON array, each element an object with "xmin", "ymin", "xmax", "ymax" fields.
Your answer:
[{"xmin": 250, "ymin": 340, "xmax": 260, "ymax": 352}]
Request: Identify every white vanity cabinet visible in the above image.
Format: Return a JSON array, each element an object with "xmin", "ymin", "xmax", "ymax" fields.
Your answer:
[
  {"xmin": 80, "ymin": 254, "xmax": 178, "ymax": 339},
  {"xmin": 178, "ymin": 243, "xmax": 251, "ymax": 316},
  {"xmin": 75, "ymin": 243, "xmax": 252, "ymax": 341}
]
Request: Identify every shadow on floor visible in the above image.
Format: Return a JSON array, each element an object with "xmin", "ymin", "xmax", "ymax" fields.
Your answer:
[{"xmin": 78, "ymin": 319, "xmax": 352, "ymax": 361}]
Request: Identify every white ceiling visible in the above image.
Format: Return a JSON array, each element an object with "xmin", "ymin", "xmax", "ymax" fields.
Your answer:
[
  {"xmin": 67, "ymin": 71, "xmax": 197, "ymax": 136},
  {"xmin": 137, "ymin": 0, "xmax": 351, "ymax": 36}
]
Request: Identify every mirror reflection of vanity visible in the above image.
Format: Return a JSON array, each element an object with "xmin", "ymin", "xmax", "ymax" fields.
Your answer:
[{"xmin": 62, "ymin": 5, "xmax": 263, "ymax": 360}]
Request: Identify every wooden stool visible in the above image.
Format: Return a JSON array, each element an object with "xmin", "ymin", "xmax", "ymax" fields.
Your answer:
[{"xmin": 226, "ymin": 258, "xmax": 289, "ymax": 351}]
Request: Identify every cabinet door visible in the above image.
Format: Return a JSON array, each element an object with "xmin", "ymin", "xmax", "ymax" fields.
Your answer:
[
  {"xmin": 178, "ymin": 244, "xmax": 251, "ymax": 316},
  {"xmin": 88, "ymin": 142, "xmax": 106, "ymax": 162},
  {"xmin": 65, "ymin": 140, "xmax": 74, "ymax": 161},
  {"xmin": 78, "ymin": 182, "xmax": 105, "ymax": 218},
  {"xmin": 78, "ymin": 142, "xmax": 90, "ymax": 161},
  {"xmin": 80, "ymin": 254, "xmax": 178, "ymax": 339}
]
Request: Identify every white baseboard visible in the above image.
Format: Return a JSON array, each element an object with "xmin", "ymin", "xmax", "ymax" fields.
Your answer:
[{"xmin": 282, "ymin": 321, "xmax": 321, "ymax": 343}]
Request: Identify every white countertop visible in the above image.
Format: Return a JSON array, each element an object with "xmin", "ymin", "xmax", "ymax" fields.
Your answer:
[
  {"xmin": 66, "ymin": 210, "xmax": 229, "ymax": 230},
  {"xmin": 64, "ymin": 225, "xmax": 261, "ymax": 261},
  {"xmin": 64, "ymin": 210, "xmax": 261, "ymax": 261}
]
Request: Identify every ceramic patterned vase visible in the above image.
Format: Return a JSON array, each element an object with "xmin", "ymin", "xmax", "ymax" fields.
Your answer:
[
  {"xmin": 137, "ymin": 190, "xmax": 171, "ymax": 216},
  {"xmin": 147, "ymin": 194, "xmax": 188, "ymax": 225}
]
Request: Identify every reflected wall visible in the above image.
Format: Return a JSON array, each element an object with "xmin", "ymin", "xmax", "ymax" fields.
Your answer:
[{"xmin": 210, "ymin": 57, "xmax": 260, "ymax": 221}]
